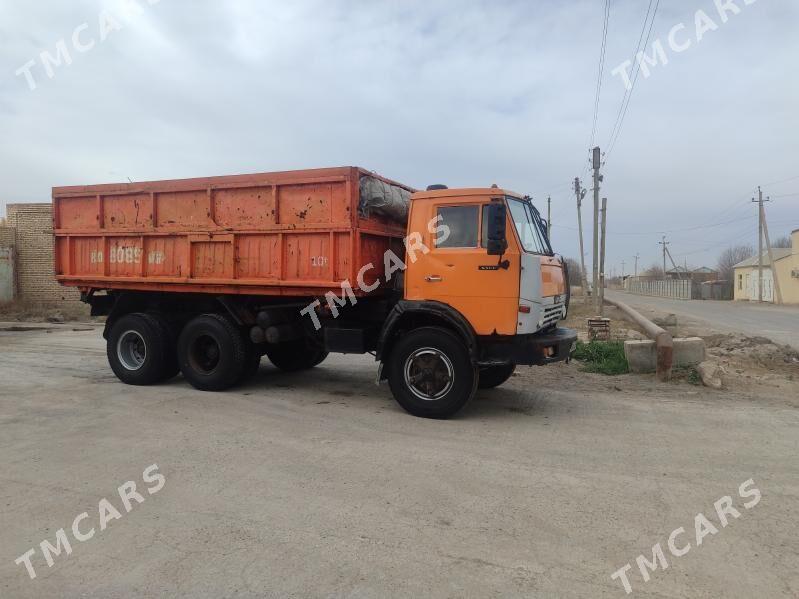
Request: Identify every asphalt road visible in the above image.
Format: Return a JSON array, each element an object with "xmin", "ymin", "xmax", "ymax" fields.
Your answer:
[
  {"xmin": 606, "ymin": 290, "xmax": 799, "ymax": 348},
  {"xmin": 1, "ymin": 325, "xmax": 798, "ymax": 598}
]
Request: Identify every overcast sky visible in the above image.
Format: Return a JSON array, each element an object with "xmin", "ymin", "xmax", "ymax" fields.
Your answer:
[{"xmin": 1, "ymin": 0, "xmax": 797, "ymax": 273}]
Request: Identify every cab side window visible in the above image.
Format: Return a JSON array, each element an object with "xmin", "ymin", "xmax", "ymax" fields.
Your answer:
[{"xmin": 436, "ymin": 206, "xmax": 479, "ymax": 248}]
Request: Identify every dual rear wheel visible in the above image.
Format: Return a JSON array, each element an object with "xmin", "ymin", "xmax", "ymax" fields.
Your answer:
[{"xmin": 107, "ymin": 312, "xmax": 326, "ymax": 391}]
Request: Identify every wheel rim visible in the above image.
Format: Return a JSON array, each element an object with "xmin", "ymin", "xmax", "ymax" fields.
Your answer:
[
  {"xmin": 188, "ymin": 334, "xmax": 221, "ymax": 374},
  {"xmin": 403, "ymin": 347, "xmax": 454, "ymax": 401},
  {"xmin": 117, "ymin": 330, "xmax": 147, "ymax": 371}
]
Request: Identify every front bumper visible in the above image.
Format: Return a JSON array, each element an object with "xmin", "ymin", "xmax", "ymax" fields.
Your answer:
[{"xmin": 478, "ymin": 327, "xmax": 578, "ymax": 366}]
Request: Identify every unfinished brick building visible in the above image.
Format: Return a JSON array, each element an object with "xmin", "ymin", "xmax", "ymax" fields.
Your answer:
[{"xmin": 0, "ymin": 203, "xmax": 82, "ymax": 309}]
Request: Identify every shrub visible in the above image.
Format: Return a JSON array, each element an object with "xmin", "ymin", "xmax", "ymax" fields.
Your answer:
[{"xmin": 572, "ymin": 341, "xmax": 629, "ymax": 375}]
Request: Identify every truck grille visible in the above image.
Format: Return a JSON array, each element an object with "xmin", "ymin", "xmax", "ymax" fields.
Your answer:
[{"xmin": 542, "ymin": 304, "xmax": 563, "ymax": 327}]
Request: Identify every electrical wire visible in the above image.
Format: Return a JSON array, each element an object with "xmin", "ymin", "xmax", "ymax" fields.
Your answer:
[
  {"xmin": 588, "ymin": 0, "xmax": 610, "ymax": 152},
  {"xmin": 605, "ymin": 0, "xmax": 661, "ymax": 161},
  {"xmin": 760, "ymin": 174, "xmax": 799, "ymax": 188}
]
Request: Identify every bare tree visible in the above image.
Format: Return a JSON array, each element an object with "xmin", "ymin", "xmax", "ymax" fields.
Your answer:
[
  {"xmin": 644, "ymin": 263, "xmax": 664, "ymax": 278},
  {"xmin": 564, "ymin": 258, "xmax": 582, "ymax": 286},
  {"xmin": 773, "ymin": 235, "xmax": 792, "ymax": 248},
  {"xmin": 717, "ymin": 244, "xmax": 754, "ymax": 281}
]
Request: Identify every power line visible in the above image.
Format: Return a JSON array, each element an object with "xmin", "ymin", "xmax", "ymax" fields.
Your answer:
[
  {"xmin": 605, "ymin": 0, "xmax": 661, "ymax": 161},
  {"xmin": 589, "ymin": 0, "xmax": 610, "ymax": 151},
  {"xmin": 760, "ymin": 174, "xmax": 799, "ymax": 188},
  {"xmin": 606, "ymin": 214, "xmax": 755, "ymax": 237}
]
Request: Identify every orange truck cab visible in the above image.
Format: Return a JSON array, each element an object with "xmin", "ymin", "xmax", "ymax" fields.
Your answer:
[
  {"xmin": 55, "ymin": 167, "xmax": 576, "ymax": 419},
  {"xmin": 373, "ymin": 185, "xmax": 576, "ymax": 416}
]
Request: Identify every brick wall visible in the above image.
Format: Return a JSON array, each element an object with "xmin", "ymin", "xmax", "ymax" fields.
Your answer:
[
  {"xmin": 5, "ymin": 203, "xmax": 82, "ymax": 307},
  {"xmin": 0, "ymin": 226, "xmax": 16, "ymax": 248}
]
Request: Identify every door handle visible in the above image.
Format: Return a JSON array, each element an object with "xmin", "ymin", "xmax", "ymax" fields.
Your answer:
[{"xmin": 425, "ymin": 275, "xmax": 443, "ymax": 282}]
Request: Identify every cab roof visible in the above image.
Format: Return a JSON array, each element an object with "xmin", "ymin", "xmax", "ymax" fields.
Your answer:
[{"xmin": 410, "ymin": 187, "xmax": 525, "ymax": 201}]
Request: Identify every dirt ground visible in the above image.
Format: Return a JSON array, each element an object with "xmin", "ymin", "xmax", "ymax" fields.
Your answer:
[
  {"xmin": 1, "ymin": 321, "xmax": 798, "ymax": 598},
  {"xmin": 564, "ymin": 294, "xmax": 799, "ymax": 406}
]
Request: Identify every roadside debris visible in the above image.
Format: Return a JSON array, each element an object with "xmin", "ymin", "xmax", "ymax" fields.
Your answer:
[{"xmin": 697, "ymin": 361, "xmax": 724, "ymax": 389}]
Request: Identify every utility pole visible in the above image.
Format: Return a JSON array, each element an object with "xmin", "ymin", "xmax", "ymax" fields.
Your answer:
[
  {"xmin": 592, "ymin": 147, "xmax": 602, "ymax": 313},
  {"xmin": 634, "ymin": 253, "xmax": 640, "ymax": 277},
  {"xmin": 752, "ymin": 187, "xmax": 766, "ymax": 303},
  {"xmin": 574, "ymin": 178, "xmax": 590, "ymax": 302},
  {"xmin": 659, "ymin": 236, "xmax": 669, "ymax": 280},
  {"xmin": 621, "ymin": 260, "xmax": 626, "ymax": 279},
  {"xmin": 547, "ymin": 195, "xmax": 552, "ymax": 239},
  {"xmin": 757, "ymin": 187, "xmax": 782, "ymax": 304},
  {"xmin": 599, "ymin": 196, "xmax": 607, "ymax": 316}
]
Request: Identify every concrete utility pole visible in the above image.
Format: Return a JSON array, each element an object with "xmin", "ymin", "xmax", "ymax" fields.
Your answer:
[
  {"xmin": 592, "ymin": 147, "xmax": 602, "ymax": 313},
  {"xmin": 753, "ymin": 187, "xmax": 766, "ymax": 303},
  {"xmin": 574, "ymin": 178, "xmax": 590, "ymax": 301},
  {"xmin": 621, "ymin": 260, "xmax": 626, "ymax": 279},
  {"xmin": 758, "ymin": 188, "xmax": 782, "ymax": 304},
  {"xmin": 599, "ymin": 196, "xmax": 607, "ymax": 316},
  {"xmin": 659, "ymin": 236, "xmax": 670, "ymax": 280},
  {"xmin": 634, "ymin": 253, "xmax": 640, "ymax": 277},
  {"xmin": 547, "ymin": 195, "xmax": 552, "ymax": 239}
]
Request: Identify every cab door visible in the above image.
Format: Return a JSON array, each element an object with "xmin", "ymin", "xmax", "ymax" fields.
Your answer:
[{"xmin": 404, "ymin": 199, "xmax": 520, "ymax": 336}]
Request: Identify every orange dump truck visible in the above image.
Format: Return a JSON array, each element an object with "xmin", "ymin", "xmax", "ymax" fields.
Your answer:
[{"xmin": 54, "ymin": 166, "xmax": 575, "ymax": 418}]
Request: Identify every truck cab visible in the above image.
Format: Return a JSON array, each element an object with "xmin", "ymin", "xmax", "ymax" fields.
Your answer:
[{"xmin": 376, "ymin": 186, "xmax": 577, "ymax": 418}]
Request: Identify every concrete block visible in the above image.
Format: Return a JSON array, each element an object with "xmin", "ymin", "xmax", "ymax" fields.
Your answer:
[
  {"xmin": 673, "ymin": 337, "xmax": 706, "ymax": 367},
  {"xmin": 624, "ymin": 340, "xmax": 656, "ymax": 373}
]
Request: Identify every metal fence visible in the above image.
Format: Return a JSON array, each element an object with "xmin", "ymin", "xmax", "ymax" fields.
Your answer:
[{"xmin": 624, "ymin": 278, "xmax": 696, "ymax": 300}]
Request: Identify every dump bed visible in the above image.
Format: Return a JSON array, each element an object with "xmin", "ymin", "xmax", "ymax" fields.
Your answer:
[{"xmin": 53, "ymin": 167, "xmax": 412, "ymax": 297}]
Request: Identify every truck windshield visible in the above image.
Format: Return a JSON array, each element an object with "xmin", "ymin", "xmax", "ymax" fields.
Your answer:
[{"xmin": 506, "ymin": 197, "xmax": 553, "ymax": 255}]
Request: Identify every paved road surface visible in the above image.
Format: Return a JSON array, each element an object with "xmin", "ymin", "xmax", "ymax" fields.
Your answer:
[
  {"xmin": 606, "ymin": 290, "xmax": 799, "ymax": 348},
  {"xmin": 1, "ymin": 325, "xmax": 797, "ymax": 598}
]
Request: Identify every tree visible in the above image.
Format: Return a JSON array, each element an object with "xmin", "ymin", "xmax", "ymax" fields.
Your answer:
[
  {"xmin": 644, "ymin": 263, "xmax": 664, "ymax": 278},
  {"xmin": 717, "ymin": 244, "xmax": 754, "ymax": 281},
  {"xmin": 564, "ymin": 258, "xmax": 582, "ymax": 286},
  {"xmin": 773, "ymin": 235, "xmax": 792, "ymax": 249}
]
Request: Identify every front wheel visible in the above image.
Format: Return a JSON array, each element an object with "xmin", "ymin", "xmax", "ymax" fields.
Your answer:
[
  {"xmin": 386, "ymin": 326, "xmax": 477, "ymax": 419},
  {"xmin": 478, "ymin": 363, "xmax": 516, "ymax": 389}
]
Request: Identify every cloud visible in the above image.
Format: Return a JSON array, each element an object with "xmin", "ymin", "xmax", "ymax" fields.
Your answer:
[{"xmin": 0, "ymin": 0, "xmax": 797, "ymax": 268}]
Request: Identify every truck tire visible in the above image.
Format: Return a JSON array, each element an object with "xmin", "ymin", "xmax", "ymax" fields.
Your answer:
[
  {"xmin": 177, "ymin": 314, "xmax": 246, "ymax": 391},
  {"xmin": 147, "ymin": 312, "xmax": 180, "ymax": 381},
  {"xmin": 107, "ymin": 313, "xmax": 172, "ymax": 386},
  {"xmin": 387, "ymin": 326, "xmax": 477, "ymax": 419},
  {"xmin": 265, "ymin": 339, "xmax": 328, "ymax": 372},
  {"xmin": 478, "ymin": 363, "xmax": 516, "ymax": 389}
]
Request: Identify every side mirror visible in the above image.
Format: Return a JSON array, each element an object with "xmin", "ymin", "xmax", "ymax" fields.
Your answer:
[{"xmin": 486, "ymin": 201, "xmax": 508, "ymax": 256}]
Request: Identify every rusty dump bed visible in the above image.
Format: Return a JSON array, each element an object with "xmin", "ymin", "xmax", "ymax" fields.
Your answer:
[{"xmin": 53, "ymin": 167, "xmax": 413, "ymax": 297}]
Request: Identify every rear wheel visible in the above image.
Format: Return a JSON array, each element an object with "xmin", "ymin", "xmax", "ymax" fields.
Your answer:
[
  {"xmin": 107, "ymin": 313, "xmax": 172, "ymax": 385},
  {"xmin": 177, "ymin": 314, "xmax": 247, "ymax": 391},
  {"xmin": 387, "ymin": 326, "xmax": 477, "ymax": 419},
  {"xmin": 265, "ymin": 338, "xmax": 328, "ymax": 372},
  {"xmin": 478, "ymin": 363, "xmax": 516, "ymax": 389}
]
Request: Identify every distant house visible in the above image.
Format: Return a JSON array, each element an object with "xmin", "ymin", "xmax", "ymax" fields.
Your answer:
[
  {"xmin": 733, "ymin": 229, "xmax": 799, "ymax": 304},
  {"xmin": 665, "ymin": 265, "xmax": 718, "ymax": 283}
]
